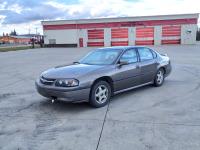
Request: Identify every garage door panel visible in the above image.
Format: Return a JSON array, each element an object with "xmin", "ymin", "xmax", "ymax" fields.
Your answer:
[
  {"xmin": 87, "ymin": 42, "xmax": 104, "ymax": 47},
  {"xmin": 162, "ymin": 25, "xmax": 181, "ymax": 44},
  {"xmin": 162, "ymin": 25, "xmax": 181, "ymax": 36},
  {"xmin": 136, "ymin": 27, "xmax": 154, "ymax": 38},
  {"xmin": 136, "ymin": 34, "xmax": 154, "ymax": 38},
  {"xmin": 162, "ymin": 32, "xmax": 181, "ymax": 36},
  {"xmin": 88, "ymin": 29, "xmax": 104, "ymax": 39},
  {"xmin": 136, "ymin": 27, "xmax": 154, "ymax": 45},
  {"xmin": 111, "ymin": 28, "xmax": 128, "ymax": 46},
  {"xmin": 161, "ymin": 39, "xmax": 180, "ymax": 44},
  {"xmin": 111, "ymin": 28, "xmax": 128, "ymax": 39},
  {"xmin": 111, "ymin": 41, "xmax": 128, "ymax": 46},
  {"xmin": 135, "ymin": 40, "xmax": 154, "ymax": 45},
  {"xmin": 162, "ymin": 26, "xmax": 181, "ymax": 30},
  {"xmin": 112, "ymin": 34, "xmax": 128, "ymax": 39},
  {"xmin": 88, "ymin": 35, "xmax": 104, "ymax": 39},
  {"xmin": 88, "ymin": 29, "xmax": 104, "ymax": 47}
]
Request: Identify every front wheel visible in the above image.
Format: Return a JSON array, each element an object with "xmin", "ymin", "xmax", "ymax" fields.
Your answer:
[
  {"xmin": 154, "ymin": 69, "xmax": 165, "ymax": 87},
  {"xmin": 89, "ymin": 81, "xmax": 111, "ymax": 108}
]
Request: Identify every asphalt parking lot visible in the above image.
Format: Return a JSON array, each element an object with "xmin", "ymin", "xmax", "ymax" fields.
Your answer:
[{"xmin": 0, "ymin": 45, "xmax": 200, "ymax": 150}]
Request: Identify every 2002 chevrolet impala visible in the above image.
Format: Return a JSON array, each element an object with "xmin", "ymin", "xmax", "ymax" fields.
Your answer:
[{"xmin": 35, "ymin": 46, "xmax": 171, "ymax": 107}]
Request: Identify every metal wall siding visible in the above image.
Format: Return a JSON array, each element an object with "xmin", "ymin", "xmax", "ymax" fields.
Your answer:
[{"xmin": 43, "ymin": 18, "xmax": 197, "ymax": 30}]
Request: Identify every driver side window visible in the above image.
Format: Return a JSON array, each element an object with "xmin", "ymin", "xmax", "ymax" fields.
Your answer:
[{"xmin": 120, "ymin": 49, "xmax": 138, "ymax": 64}]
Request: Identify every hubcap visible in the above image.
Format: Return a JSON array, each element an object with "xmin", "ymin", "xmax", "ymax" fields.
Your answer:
[
  {"xmin": 95, "ymin": 85, "xmax": 108, "ymax": 104},
  {"xmin": 156, "ymin": 70, "xmax": 164, "ymax": 84}
]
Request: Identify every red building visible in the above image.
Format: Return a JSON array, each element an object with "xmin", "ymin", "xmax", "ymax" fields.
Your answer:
[
  {"xmin": 42, "ymin": 13, "xmax": 199, "ymax": 47},
  {"xmin": 0, "ymin": 35, "xmax": 31, "ymax": 44}
]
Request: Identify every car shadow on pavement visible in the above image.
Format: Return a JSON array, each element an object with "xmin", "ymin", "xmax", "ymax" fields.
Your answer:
[
  {"xmin": 37, "ymin": 85, "xmax": 157, "ymax": 111},
  {"xmin": 36, "ymin": 82, "xmax": 170, "ymax": 112},
  {"xmin": 37, "ymin": 99, "xmax": 92, "ymax": 114}
]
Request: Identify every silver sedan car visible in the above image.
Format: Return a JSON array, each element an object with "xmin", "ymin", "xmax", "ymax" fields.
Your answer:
[{"xmin": 35, "ymin": 46, "xmax": 171, "ymax": 107}]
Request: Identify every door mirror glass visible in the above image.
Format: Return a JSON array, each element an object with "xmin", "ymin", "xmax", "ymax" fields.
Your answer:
[{"xmin": 118, "ymin": 60, "xmax": 128, "ymax": 66}]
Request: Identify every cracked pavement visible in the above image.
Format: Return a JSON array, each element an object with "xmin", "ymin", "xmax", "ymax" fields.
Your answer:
[{"xmin": 0, "ymin": 45, "xmax": 200, "ymax": 150}]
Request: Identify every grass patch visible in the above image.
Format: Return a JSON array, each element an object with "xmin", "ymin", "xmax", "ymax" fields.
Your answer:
[{"xmin": 0, "ymin": 45, "xmax": 40, "ymax": 52}]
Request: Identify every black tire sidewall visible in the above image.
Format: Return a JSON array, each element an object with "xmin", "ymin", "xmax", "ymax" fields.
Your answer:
[
  {"xmin": 154, "ymin": 69, "xmax": 164, "ymax": 87},
  {"xmin": 90, "ymin": 81, "xmax": 111, "ymax": 108}
]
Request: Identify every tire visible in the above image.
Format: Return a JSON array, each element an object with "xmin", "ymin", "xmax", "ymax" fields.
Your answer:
[
  {"xmin": 89, "ymin": 81, "xmax": 111, "ymax": 108},
  {"xmin": 154, "ymin": 68, "xmax": 165, "ymax": 87}
]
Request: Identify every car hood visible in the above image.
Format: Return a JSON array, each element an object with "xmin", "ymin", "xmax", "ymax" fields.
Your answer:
[{"xmin": 42, "ymin": 64, "xmax": 105, "ymax": 79}]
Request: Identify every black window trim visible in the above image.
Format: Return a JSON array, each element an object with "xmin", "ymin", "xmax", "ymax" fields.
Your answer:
[{"xmin": 149, "ymin": 48, "xmax": 157, "ymax": 59}]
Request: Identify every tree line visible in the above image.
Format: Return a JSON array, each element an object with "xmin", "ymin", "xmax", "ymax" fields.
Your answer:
[{"xmin": 2, "ymin": 29, "xmax": 17, "ymax": 36}]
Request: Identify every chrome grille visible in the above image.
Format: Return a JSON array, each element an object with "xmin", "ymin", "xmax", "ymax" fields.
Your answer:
[{"xmin": 40, "ymin": 76, "xmax": 56, "ymax": 85}]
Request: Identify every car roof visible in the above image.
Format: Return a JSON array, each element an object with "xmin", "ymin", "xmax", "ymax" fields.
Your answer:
[{"xmin": 97, "ymin": 46, "xmax": 150, "ymax": 51}]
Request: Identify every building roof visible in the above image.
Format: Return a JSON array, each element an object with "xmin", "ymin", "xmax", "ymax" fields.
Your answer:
[
  {"xmin": 42, "ymin": 13, "xmax": 199, "ymax": 25},
  {"xmin": 10, "ymin": 36, "xmax": 31, "ymax": 39}
]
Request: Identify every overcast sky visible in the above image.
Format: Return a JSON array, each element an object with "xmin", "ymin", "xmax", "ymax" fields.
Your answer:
[{"xmin": 0, "ymin": 0, "xmax": 199, "ymax": 35}]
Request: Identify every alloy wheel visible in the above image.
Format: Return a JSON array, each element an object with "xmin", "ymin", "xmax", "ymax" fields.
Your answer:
[
  {"xmin": 156, "ymin": 70, "xmax": 164, "ymax": 84},
  {"xmin": 95, "ymin": 85, "xmax": 108, "ymax": 104}
]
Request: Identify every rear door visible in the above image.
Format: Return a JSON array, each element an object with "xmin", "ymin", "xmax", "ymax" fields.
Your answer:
[
  {"xmin": 137, "ymin": 47, "xmax": 157, "ymax": 84},
  {"xmin": 113, "ymin": 49, "xmax": 141, "ymax": 92}
]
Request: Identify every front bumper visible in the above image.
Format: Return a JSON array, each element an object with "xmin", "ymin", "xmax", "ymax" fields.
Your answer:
[{"xmin": 35, "ymin": 79, "xmax": 90, "ymax": 102}]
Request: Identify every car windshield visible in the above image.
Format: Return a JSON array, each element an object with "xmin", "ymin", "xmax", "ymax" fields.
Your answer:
[{"xmin": 79, "ymin": 49, "xmax": 122, "ymax": 65}]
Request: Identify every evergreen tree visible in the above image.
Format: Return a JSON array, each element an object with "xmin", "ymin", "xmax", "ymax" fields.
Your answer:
[
  {"xmin": 10, "ymin": 29, "xmax": 17, "ymax": 36},
  {"xmin": 13, "ymin": 29, "xmax": 17, "ymax": 36}
]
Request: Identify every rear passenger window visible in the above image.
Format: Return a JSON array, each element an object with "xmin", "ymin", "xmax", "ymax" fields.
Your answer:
[{"xmin": 138, "ymin": 48, "xmax": 154, "ymax": 61}]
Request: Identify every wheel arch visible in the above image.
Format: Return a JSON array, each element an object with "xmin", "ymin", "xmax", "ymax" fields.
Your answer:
[
  {"xmin": 90, "ymin": 76, "xmax": 114, "ymax": 97},
  {"xmin": 159, "ymin": 66, "xmax": 166, "ymax": 75}
]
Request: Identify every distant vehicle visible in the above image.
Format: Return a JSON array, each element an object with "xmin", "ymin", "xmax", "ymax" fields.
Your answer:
[{"xmin": 35, "ymin": 46, "xmax": 171, "ymax": 108}]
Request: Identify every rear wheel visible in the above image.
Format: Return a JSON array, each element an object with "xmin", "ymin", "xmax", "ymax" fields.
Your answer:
[
  {"xmin": 154, "ymin": 69, "xmax": 164, "ymax": 87},
  {"xmin": 89, "ymin": 81, "xmax": 111, "ymax": 108}
]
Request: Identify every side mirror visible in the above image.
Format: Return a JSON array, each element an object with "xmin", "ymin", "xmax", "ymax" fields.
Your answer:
[{"xmin": 117, "ymin": 60, "xmax": 128, "ymax": 67}]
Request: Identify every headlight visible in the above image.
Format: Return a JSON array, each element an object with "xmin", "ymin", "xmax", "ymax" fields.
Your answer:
[{"xmin": 55, "ymin": 79, "xmax": 79, "ymax": 87}]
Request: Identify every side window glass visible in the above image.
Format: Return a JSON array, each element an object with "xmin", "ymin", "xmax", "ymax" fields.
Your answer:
[
  {"xmin": 138, "ymin": 48, "xmax": 154, "ymax": 61},
  {"xmin": 120, "ymin": 49, "xmax": 137, "ymax": 63}
]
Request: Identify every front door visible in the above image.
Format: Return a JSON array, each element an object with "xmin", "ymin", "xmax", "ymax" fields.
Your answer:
[
  {"xmin": 113, "ymin": 49, "xmax": 141, "ymax": 92},
  {"xmin": 79, "ymin": 38, "xmax": 83, "ymax": 47}
]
